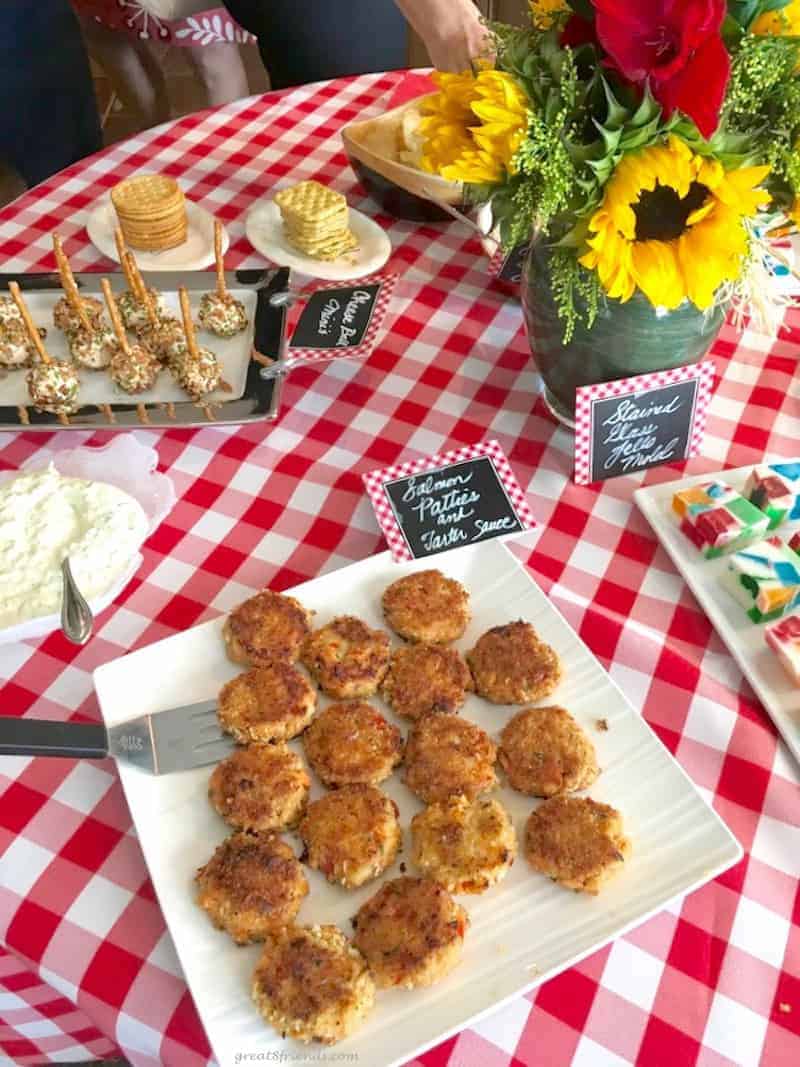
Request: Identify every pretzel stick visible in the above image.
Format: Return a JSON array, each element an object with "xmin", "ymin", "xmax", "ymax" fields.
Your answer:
[
  {"xmin": 53, "ymin": 234, "xmax": 92, "ymax": 333},
  {"xmin": 101, "ymin": 278, "xmax": 131, "ymax": 356},
  {"xmin": 124, "ymin": 251, "xmax": 157, "ymax": 325},
  {"xmin": 115, "ymin": 228, "xmax": 138, "ymax": 292},
  {"xmin": 214, "ymin": 220, "xmax": 226, "ymax": 299},
  {"xmin": 9, "ymin": 282, "xmax": 51, "ymax": 363},
  {"xmin": 179, "ymin": 286, "xmax": 199, "ymax": 360}
]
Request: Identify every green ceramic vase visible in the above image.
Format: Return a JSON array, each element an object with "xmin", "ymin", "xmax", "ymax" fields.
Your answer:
[{"xmin": 520, "ymin": 241, "xmax": 725, "ymax": 426}]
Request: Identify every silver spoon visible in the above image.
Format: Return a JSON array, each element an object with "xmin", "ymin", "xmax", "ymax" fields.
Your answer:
[{"xmin": 60, "ymin": 558, "xmax": 93, "ymax": 645}]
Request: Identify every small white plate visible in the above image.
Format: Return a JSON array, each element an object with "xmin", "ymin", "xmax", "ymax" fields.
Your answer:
[
  {"xmin": 86, "ymin": 195, "xmax": 229, "ymax": 271},
  {"xmin": 245, "ymin": 199, "xmax": 391, "ymax": 281},
  {"xmin": 93, "ymin": 540, "xmax": 740, "ymax": 1067},
  {"xmin": 636, "ymin": 465, "xmax": 800, "ymax": 766},
  {"xmin": 0, "ymin": 436, "xmax": 175, "ymax": 645}
]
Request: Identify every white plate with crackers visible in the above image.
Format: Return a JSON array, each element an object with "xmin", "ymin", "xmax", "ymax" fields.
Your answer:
[
  {"xmin": 246, "ymin": 198, "xmax": 391, "ymax": 281},
  {"xmin": 93, "ymin": 540, "xmax": 740, "ymax": 1067},
  {"xmin": 87, "ymin": 194, "xmax": 229, "ymax": 272}
]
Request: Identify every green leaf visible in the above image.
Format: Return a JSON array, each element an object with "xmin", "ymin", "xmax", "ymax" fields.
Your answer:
[{"xmin": 602, "ymin": 79, "xmax": 629, "ymax": 129}]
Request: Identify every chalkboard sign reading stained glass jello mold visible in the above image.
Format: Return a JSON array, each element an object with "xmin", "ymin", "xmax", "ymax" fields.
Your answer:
[
  {"xmin": 574, "ymin": 362, "xmax": 715, "ymax": 486},
  {"xmin": 363, "ymin": 440, "xmax": 538, "ymax": 563}
]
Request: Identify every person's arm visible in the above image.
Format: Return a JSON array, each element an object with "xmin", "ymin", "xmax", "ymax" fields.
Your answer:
[{"xmin": 395, "ymin": 0, "xmax": 491, "ymax": 72}]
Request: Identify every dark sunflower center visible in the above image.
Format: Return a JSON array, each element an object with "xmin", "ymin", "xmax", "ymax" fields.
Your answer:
[{"xmin": 633, "ymin": 181, "xmax": 710, "ymax": 242}]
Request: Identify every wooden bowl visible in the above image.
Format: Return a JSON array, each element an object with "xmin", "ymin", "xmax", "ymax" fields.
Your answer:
[{"xmin": 341, "ymin": 96, "xmax": 464, "ymax": 222}]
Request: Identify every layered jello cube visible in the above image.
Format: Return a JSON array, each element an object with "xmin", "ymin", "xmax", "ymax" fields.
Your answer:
[
  {"xmin": 766, "ymin": 613, "xmax": 800, "ymax": 684},
  {"xmin": 744, "ymin": 462, "xmax": 800, "ymax": 529},
  {"xmin": 672, "ymin": 480, "xmax": 769, "ymax": 558},
  {"xmin": 724, "ymin": 536, "xmax": 800, "ymax": 623}
]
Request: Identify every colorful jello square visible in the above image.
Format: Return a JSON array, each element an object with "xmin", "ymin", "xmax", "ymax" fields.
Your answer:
[
  {"xmin": 790, "ymin": 531, "xmax": 800, "ymax": 555},
  {"xmin": 723, "ymin": 536, "xmax": 800, "ymax": 623},
  {"xmin": 766, "ymin": 612, "xmax": 800, "ymax": 684},
  {"xmin": 672, "ymin": 480, "xmax": 769, "ymax": 559},
  {"xmin": 744, "ymin": 463, "xmax": 800, "ymax": 529}
]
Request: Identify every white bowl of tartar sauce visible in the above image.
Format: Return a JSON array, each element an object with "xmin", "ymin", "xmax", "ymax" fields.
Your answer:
[{"xmin": 0, "ymin": 435, "xmax": 175, "ymax": 644}]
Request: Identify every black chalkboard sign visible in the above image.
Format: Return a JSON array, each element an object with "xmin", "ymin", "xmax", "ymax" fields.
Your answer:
[
  {"xmin": 495, "ymin": 243, "xmax": 529, "ymax": 284},
  {"xmin": 290, "ymin": 281, "xmax": 382, "ymax": 352},
  {"xmin": 587, "ymin": 378, "xmax": 700, "ymax": 483},
  {"xmin": 382, "ymin": 456, "xmax": 526, "ymax": 559}
]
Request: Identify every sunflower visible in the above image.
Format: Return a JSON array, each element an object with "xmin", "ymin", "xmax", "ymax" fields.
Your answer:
[
  {"xmin": 579, "ymin": 136, "xmax": 770, "ymax": 310},
  {"xmin": 752, "ymin": 0, "xmax": 800, "ymax": 69},
  {"xmin": 420, "ymin": 69, "xmax": 530, "ymax": 185},
  {"xmin": 529, "ymin": 0, "xmax": 569, "ymax": 29}
]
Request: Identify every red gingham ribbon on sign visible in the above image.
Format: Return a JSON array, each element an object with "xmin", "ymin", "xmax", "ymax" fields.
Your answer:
[
  {"xmin": 573, "ymin": 360, "xmax": 716, "ymax": 485},
  {"xmin": 285, "ymin": 273, "xmax": 398, "ymax": 367},
  {"xmin": 362, "ymin": 439, "xmax": 538, "ymax": 562}
]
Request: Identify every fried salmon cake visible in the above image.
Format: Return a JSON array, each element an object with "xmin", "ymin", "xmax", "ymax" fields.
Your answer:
[
  {"xmin": 381, "ymin": 643, "xmax": 473, "ymax": 721},
  {"xmin": 403, "ymin": 712, "xmax": 496, "ymax": 804},
  {"xmin": 252, "ymin": 924, "xmax": 375, "ymax": 1044},
  {"xmin": 209, "ymin": 743, "xmax": 310, "ymax": 832},
  {"xmin": 217, "ymin": 661, "xmax": 316, "ymax": 743},
  {"xmin": 467, "ymin": 620, "xmax": 562, "ymax": 704},
  {"xmin": 382, "ymin": 569, "xmax": 470, "ymax": 643},
  {"xmin": 302, "ymin": 701, "xmax": 403, "ymax": 787},
  {"xmin": 195, "ymin": 831, "xmax": 308, "ymax": 943},
  {"xmin": 499, "ymin": 706, "xmax": 599, "ymax": 797},
  {"xmin": 411, "ymin": 795, "xmax": 516, "ymax": 893},
  {"xmin": 299, "ymin": 784, "xmax": 401, "ymax": 889},
  {"xmin": 524, "ymin": 795, "xmax": 631, "ymax": 894},
  {"xmin": 223, "ymin": 590, "xmax": 311, "ymax": 666},
  {"xmin": 352, "ymin": 876, "xmax": 468, "ymax": 989},
  {"xmin": 301, "ymin": 615, "xmax": 391, "ymax": 699}
]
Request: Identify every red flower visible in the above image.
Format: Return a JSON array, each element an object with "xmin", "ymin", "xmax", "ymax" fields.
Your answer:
[{"xmin": 590, "ymin": 0, "xmax": 731, "ymax": 138}]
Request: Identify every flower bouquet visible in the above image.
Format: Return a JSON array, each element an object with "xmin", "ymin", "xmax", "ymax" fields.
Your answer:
[{"xmin": 418, "ymin": 1, "xmax": 800, "ymax": 421}]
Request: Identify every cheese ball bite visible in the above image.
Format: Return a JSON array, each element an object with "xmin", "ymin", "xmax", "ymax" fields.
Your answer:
[
  {"xmin": 467, "ymin": 620, "xmax": 562, "ymax": 704},
  {"xmin": 524, "ymin": 796, "xmax": 631, "ymax": 894},
  {"xmin": 117, "ymin": 287, "xmax": 166, "ymax": 332},
  {"xmin": 0, "ymin": 295, "xmax": 23, "ymax": 326},
  {"xmin": 53, "ymin": 294, "xmax": 103, "ymax": 334},
  {"xmin": 223, "ymin": 589, "xmax": 311, "ymax": 667},
  {"xmin": 403, "ymin": 712, "xmax": 496, "ymax": 804},
  {"xmin": 27, "ymin": 362, "xmax": 80, "ymax": 415},
  {"xmin": 382, "ymin": 569, "xmax": 470, "ymax": 643},
  {"xmin": 302, "ymin": 701, "xmax": 403, "ymax": 787},
  {"xmin": 411, "ymin": 795, "xmax": 516, "ymax": 894},
  {"xmin": 299, "ymin": 784, "xmax": 401, "ymax": 889},
  {"xmin": 352, "ymin": 877, "xmax": 468, "ymax": 989},
  {"xmin": 301, "ymin": 615, "xmax": 391, "ymax": 699},
  {"xmin": 252, "ymin": 924, "xmax": 375, "ymax": 1045},
  {"xmin": 138, "ymin": 316, "xmax": 187, "ymax": 367},
  {"xmin": 217, "ymin": 662, "xmax": 316, "ymax": 744},
  {"xmin": 381, "ymin": 643, "xmax": 472, "ymax": 721},
  {"xmin": 199, "ymin": 291, "xmax": 248, "ymax": 337},
  {"xmin": 109, "ymin": 343, "xmax": 159, "ymax": 393},
  {"xmin": 172, "ymin": 346, "xmax": 221, "ymax": 399},
  {"xmin": 195, "ymin": 831, "xmax": 308, "ymax": 943},
  {"xmin": 1, "ymin": 321, "xmax": 37, "ymax": 367},
  {"xmin": 68, "ymin": 324, "xmax": 118, "ymax": 370},
  {"xmin": 209, "ymin": 743, "xmax": 310, "ymax": 832},
  {"xmin": 499, "ymin": 706, "xmax": 599, "ymax": 797}
]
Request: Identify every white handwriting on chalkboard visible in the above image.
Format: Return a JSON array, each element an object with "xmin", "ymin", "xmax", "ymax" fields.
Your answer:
[
  {"xmin": 421, "ymin": 527, "xmax": 468, "ymax": 551},
  {"xmin": 602, "ymin": 395, "xmax": 681, "ymax": 426},
  {"xmin": 336, "ymin": 290, "xmax": 373, "ymax": 347},
  {"xmin": 401, "ymin": 472, "xmax": 480, "ymax": 528},
  {"xmin": 600, "ymin": 393, "xmax": 683, "ymax": 472},
  {"xmin": 471, "ymin": 516, "xmax": 516, "ymax": 540},
  {"xmin": 318, "ymin": 298, "xmax": 340, "ymax": 336}
]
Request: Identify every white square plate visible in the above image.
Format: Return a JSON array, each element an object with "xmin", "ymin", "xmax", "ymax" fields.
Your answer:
[
  {"xmin": 636, "ymin": 465, "xmax": 800, "ymax": 766},
  {"xmin": 93, "ymin": 541, "xmax": 741, "ymax": 1067}
]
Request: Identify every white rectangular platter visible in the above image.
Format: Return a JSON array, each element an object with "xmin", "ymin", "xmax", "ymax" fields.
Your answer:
[
  {"xmin": 636, "ymin": 465, "xmax": 800, "ymax": 766},
  {"xmin": 93, "ymin": 541, "xmax": 741, "ymax": 1067},
  {"xmin": 0, "ymin": 288, "xmax": 256, "ymax": 407}
]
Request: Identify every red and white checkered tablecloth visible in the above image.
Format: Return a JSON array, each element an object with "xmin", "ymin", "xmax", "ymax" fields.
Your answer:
[{"xmin": 0, "ymin": 70, "xmax": 798, "ymax": 1067}]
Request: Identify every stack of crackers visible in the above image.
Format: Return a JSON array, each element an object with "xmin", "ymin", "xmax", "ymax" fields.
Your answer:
[
  {"xmin": 111, "ymin": 175, "xmax": 187, "ymax": 252},
  {"xmin": 274, "ymin": 180, "xmax": 358, "ymax": 261}
]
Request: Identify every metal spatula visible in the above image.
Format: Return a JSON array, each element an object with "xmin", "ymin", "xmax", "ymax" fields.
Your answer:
[{"xmin": 0, "ymin": 700, "xmax": 234, "ymax": 774}]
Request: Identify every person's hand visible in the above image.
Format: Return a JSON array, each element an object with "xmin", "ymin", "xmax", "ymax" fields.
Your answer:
[{"xmin": 396, "ymin": 0, "xmax": 492, "ymax": 73}]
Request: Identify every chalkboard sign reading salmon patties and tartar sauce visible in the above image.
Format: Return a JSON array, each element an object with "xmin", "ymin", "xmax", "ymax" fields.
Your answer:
[{"xmin": 363, "ymin": 441, "xmax": 538, "ymax": 563}]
